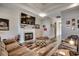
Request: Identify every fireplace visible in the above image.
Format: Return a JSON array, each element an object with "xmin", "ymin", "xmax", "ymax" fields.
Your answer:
[{"xmin": 24, "ymin": 32, "xmax": 33, "ymax": 41}]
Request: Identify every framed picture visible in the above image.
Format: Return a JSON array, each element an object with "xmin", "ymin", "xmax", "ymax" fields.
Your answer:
[
  {"xmin": 78, "ymin": 25, "xmax": 79, "ymax": 28},
  {"xmin": 72, "ymin": 19, "xmax": 75, "ymax": 22},
  {"xmin": 72, "ymin": 23, "xmax": 75, "ymax": 26},
  {"xmin": 0, "ymin": 18, "xmax": 9, "ymax": 31},
  {"xmin": 44, "ymin": 28, "xmax": 47, "ymax": 31},
  {"xmin": 77, "ymin": 20, "xmax": 79, "ymax": 23},
  {"xmin": 43, "ymin": 25, "xmax": 46, "ymax": 28},
  {"xmin": 66, "ymin": 21, "xmax": 70, "ymax": 25},
  {"xmin": 35, "ymin": 24, "xmax": 40, "ymax": 29}
]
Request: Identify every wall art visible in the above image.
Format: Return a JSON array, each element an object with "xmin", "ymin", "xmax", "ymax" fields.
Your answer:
[
  {"xmin": 0, "ymin": 18, "xmax": 9, "ymax": 31},
  {"xmin": 35, "ymin": 24, "xmax": 40, "ymax": 29}
]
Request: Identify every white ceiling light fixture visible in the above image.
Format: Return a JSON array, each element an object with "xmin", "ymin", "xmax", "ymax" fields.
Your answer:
[{"xmin": 39, "ymin": 13, "xmax": 47, "ymax": 17}]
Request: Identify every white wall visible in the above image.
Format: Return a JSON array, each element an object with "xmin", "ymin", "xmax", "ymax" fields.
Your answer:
[
  {"xmin": 35, "ymin": 17, "xmax": 43, "ymax": 38},
  {"xmin": 41, "ymin": 17, "xmax": 56, "ymax": 38},
  {"xmin": 18, "ymin": 10, "xmax": 42, "ymax": 43},
  {"xmin": 0, "ymin": 5, "xmax": 19, "ymax": 40},
  {"xmin": 0, "ymin": 4, "xmax": 42, "ymax": 42},
  {"xmin": 61, "ymin": 6, "xmax": 79, "ymax": 39}
]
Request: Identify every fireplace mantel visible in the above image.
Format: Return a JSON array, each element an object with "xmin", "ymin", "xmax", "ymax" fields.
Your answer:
[
  {"xmin": 24, "ymin": 32, "xmax": 33, "ymax": 41},
  {"xmin": 19, "ymin": 28, "xmax": 35, "ymax": 43}
]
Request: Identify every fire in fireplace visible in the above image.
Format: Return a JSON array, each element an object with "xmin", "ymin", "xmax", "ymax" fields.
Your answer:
[{"xmin": 24, "ymin": 32, "xmax": 33, "ymax": 41}]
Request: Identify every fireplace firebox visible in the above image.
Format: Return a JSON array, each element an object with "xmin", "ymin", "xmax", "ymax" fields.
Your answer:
[{"xmin": 25, "ymin": 33, "xmax": 33, "ymax": 41}]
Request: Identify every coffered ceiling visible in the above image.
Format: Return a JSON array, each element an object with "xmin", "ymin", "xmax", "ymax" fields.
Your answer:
[
  {"xmin": 21, "ymin": 3, "xmax": 72, "ymax": 14},
  {"xmin": 22, "ymin": 3, "xmax": 65, "ymax": 12},
  {"xmin": 0, "ymin": 3, "xmax": 79, "ymax": 17},
  {"xmin": 18, "ymin": 3, "xmax": 79, "ymax": 17}
]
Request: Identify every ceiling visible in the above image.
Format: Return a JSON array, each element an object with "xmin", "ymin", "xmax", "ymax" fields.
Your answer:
[
  {"xmin": 19, "ymin": 3, "xmax": 79, "ymax": 17},
  {"xmin": 21, "ymin": 3, "xmax": 72, "ymax": 14},
  {"xmin": 0, "ymin": 3, "xmax": 79, "ymax": 17},
  {"xmin": 22, "ymin": 3, "xmax": 68, "ymax": 12}
]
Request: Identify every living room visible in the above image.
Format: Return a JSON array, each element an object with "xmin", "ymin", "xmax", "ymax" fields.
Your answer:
[{"xmin": 0, "ymin": 3, "xmax": 79, "ymax": 56}]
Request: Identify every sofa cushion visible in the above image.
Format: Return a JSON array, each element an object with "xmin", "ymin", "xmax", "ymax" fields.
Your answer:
[
  {"xmin": 0, "ymin": 41, "xmax": 8, "ymax": 56},
  {"xmin": 8, "ymin": 46, "xmax": 27, "ymax": 56},
  {"xmin": 1, "ymin": 48, "xmax": 8, "ymax": 56},
  {"xmin": 0, "ymin": 41, "xmax": 5, "ymax": 48},
  {"xmin": 6, "ymin": 42, "xmax": 20, "ymax": 52},
  {"xmin": 3, "ymin": 39, "xmax": 16, "ymax": 45}
]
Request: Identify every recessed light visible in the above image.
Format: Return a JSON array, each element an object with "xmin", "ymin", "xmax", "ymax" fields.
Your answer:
[{"xmin": 39, "ymin": 13, "xmax": 47, "ymax": 17}]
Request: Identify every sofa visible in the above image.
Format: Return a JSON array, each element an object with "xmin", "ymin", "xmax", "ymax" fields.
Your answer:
[{"xmin": 0, "ymin": 39, "xmax": 38, "ymax": 56}]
